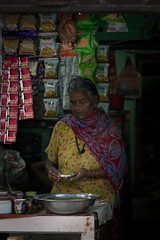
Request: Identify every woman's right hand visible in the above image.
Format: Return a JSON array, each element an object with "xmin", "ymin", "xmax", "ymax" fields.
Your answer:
[{"xmin": 48, "ymin": 166, "xmax": 61, "ymax": 182}]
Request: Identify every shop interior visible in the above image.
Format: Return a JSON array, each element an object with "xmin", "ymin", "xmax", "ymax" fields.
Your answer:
[{"xmin": 0, "ymin": 1, "xmax": 160, "ymax": 239}]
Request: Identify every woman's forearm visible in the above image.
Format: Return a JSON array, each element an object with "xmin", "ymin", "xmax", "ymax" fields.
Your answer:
[
  {"xmin": 45, "ymin": 158, "xmax": 58, "ymax": 173},
  {"xmin": 88, "ymin": 167, "xmax": 106, "ymax": 178}
]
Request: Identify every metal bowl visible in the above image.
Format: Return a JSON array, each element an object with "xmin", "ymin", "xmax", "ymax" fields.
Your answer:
[{"xmin": 35, "ymin": 193, "xmax": 101, "ymax": 215}]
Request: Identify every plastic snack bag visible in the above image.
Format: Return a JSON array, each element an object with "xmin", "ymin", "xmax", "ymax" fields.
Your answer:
[
  {"xmin": 96, "ymin": 63, "xmax": 109, "ymax": 83},
  {"xmin": 43, "ymin": 98, "xmax": 60, "ymax": 117},
  {"xmin": 102, "ymin": 13, "xmax": 128, "ymax": 32},
  {"xmin": 20, "ymin": 14, "xmax": 37, "ymax": 31},
  {"xmin": 97, "ymin": 83, "xmax": 110, "ymax": 102},
  {"xmin": 44, "ymin": 58, "xmax": 59, "ymax": 79},
  {"xmin": 96, "ymin": 45, "xmax": 110, "ymax": 63},
  {"xmin": 4, "ymin": 14, "xmax": 20, "ymax": 31},
  {"xmin": 115, "ymin": 57, "xmax": 142, "ymax": 97},
  {"xmin": 39, "ymin": 36, "xmax": 57, "ymax": 57},
  {"xmin": 39, "ymin": 13, "xmax": 56, "ymax": 32},
  {"xmin": 44, "ymin": 79, "xmax": 59, "ymax": 98}
]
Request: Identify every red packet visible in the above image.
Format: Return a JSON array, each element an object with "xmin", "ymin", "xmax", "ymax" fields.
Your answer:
[
  {"xmin": 9, "ymin": 92, "xmax": 18, "ymax": 105},
  {"xmin": 1, "ymin": 95, "xmax": 8, "ymax": 107}
]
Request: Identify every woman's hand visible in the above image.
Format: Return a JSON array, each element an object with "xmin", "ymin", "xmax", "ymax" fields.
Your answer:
[
  {"xmin": 70, "ymin": 168, "xmax": 90, "ymax": 181},
  {"xmin": 48, "ymin": 166, "xmax": 61, "ymax": 182},
  {"xmin": 45, "ymin": 159, "xmax": 61, "ymax": 182}
]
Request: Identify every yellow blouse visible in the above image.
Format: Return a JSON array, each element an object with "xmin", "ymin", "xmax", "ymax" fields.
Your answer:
[{"xmin": 45, "ymin": 120, "xmax": 115, "ymax": 204}]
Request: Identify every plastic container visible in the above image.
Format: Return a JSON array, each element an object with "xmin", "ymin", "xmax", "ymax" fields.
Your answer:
[
  {"xmin": 0, "ymin": 199, "xmax": 12, "ymax": 214},
  {"xmin": 14, "ymin": 199, "xmax": 26, "ymax": 214},
  {"xmin": 109, "ymin": 93, "xmax": 125, "ymax": 111}
]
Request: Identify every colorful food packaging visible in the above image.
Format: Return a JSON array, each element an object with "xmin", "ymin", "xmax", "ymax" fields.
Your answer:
[
  {"xmin": 19, "ymin": 37, "xmax": 37, "ymax": 55},
  {"xmin": 76, "ymin": 13, "xmax": 98, "ymax": 29},
  {"xmin": 44, "ymin": 58, "xmax": 59, "ymax": 79},
  {"xmin": 39, "ymin": 13, "xmax": 56, "ymax": 32},
  {"xmin": 29, "ymin": 60, "xmax": 38, "ymax": 77},
  {"xmin": 96, "ymin": 63, "xmax": 109, "ymax": 83},
  {"xmin": 39, "ymin": 36, "xmax": 57, "ymax": 57},
  {"xmin": 3, "ymin": 37, "xmax": 19, "ymax": 55},
  {"xmin": 59, "ymin": 42, "xmax": 78, "ymax": 57},
  {"xmin": 43, "ymin": 98, "xmax": 60, "ymax": 117},
  {"xmin": 79, "ymin": 59, "xmax": 97, "ymax": 81},
  {"xmin": 20, "ymin": 79, "xmax": 32, "ymax": 92},
  {"xmin": 44, "ymin": 79, "xmax": 59, "ymax": 98},
  {"xmin": 14, "ymin": 199, "xmax": 26, "ymax": 214},
  {"xmin": 97, "ymin": 83, "xmax": 110, "ymax": 102},
  {"xmin": 96, "ymin": 45, "xmax": 110, "ymax": 63},
  {"xmin": 75, "ymin": 29, "xmax": 93, "ymax": 52},
  {"xmin": 3, "ymin": 14, "xmax": 20, "ymax": 31},
  {"xmin": 19, "ymin": 14, "xmax": 37, "ymax": 31},
  {"xmin": 19, "ymin": 56, "xmax": 29, "ymax": 67},
  {"xmin": 102, "ymin": 13, "xmax": 128, "ymax": 32}
]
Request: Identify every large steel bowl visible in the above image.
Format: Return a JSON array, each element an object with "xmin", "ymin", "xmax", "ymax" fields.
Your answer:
[{"xmin": 35, "ymin": 193, "xmax": 101, "ymax": 215}]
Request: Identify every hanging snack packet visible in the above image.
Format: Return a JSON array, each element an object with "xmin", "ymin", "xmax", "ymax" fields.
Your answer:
[
  {"xmin": 8, "ymin": 92, "xmax": 18, "ymax": 105},
  {"xmin": 97, "ymin": 83, "xmax": 110, "ymax": 102},
  {"xmin": 59, "ymin": 42, "xmax": 78, "ymax": 57},
  {"xmin": 79, "ymin": 56, "xmax": 97, "ymax": 80},
  {"xmin": 1, "ymin": 95, "xmax": 8, "ymax": 107},
  {"xmin": 5, "ymin": 129, "xmax": 17, "ymax": 144},
  {"xmin": 9, "ymin": 81, "xmax": 19, "ymax": 92},
  {"xmin": 10, "ymin": 68, "xmax": 19, "ymax": 80},
  {"xmin": 3, "ymin": 37, "xmax": 19, "ymax": 55},
  {"xmin": 1, "ymin": 82, "xmax": 9, "ymax": 94},
  {"xmin": 39, "ymin": 36, "xmax": 57, "ymax": 57},
  {"xmin": 75, "ymin": 29, "xmax": 92, "ymax": 52},
  {"xmin": 102, "ymin": 13, "xmax": 128, "ymax": 32},
  {"xmin": 19, "ymin": 37, "xmax": 37, "ymax": 55},
  {"xmin": 96, "ymin": 45, "xmax": 110, "ymax": 63},
  {"xmin": 96, "ymin": 63, "xmax": 109, "ymax": 83},
  {"xmin": 76, "ymin": 13, "xmax": 98, "ymax": 29},
  {"xmin": 0, "ymin": 108, "xmax": 7, "ymax": 120},
  {"xmin": 80, "ymin": 50, "xmax": 96, "ymax": 64},
  {"xmin": 2, "ymin": 69, "xmax": 9, "ymax": 81},
  {"xmin": 39, "ymin": 13, "xmax": 56, "ymax": 32},
  {"xmin": 4, "ymin": 14, "xmax": 20, "ymax": 31},
  {"xmin": 44, "ymin": 79, "xmax": 59, "ymax": 98},
  {"xmin": 8, "ymin": 105, "xmax": 18, "ymax": 117},
  {"xmin": 44, "ymin": 58, "xmax": 59, "ymax": 79},
  {"xmin": 20, "ymin": 79, "xmax": 32, "ymax": 92},
  {"xmin": 20, "ymin": 67, "xmax": 31, "ymax": 79},
  {"xmin": 10, "ymin": 56, "xmax": 19, "ymax": 69},
  {"xmin": 43, "ymin": 98, "xmax": 59, "ymax": 117},
  {"xmin": 29, "ymin": 60, "xmax": 38, "ymax": 77},
  {"xmin": 19, "ymin": 56, "xmax": 29, "ymax": 67},
  {"xmin": 22, "ymin": 91, "xmax": 33, "ymax": 104},
  {"xmin": 24, "ymin": 103, "xmax": 34, "ymax": 119},
  {"xmin": 20, "ymin": 14, "xmax": 37, "ymax": 31},
  {"xmin": 3, "ymin": 55, "xmax": 12, "ymax": 66},
  {"xmin": 7, "ymin": 116, "xmax": 18, "ymax": 130}
]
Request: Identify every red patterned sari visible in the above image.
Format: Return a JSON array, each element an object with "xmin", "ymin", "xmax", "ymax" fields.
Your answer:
[{"xmin": 61, "ymin": 108, "xmax": 127, "ymax": 191}]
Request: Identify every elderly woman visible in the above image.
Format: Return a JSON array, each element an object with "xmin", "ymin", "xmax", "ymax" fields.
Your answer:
[{"xmin": 45, "ymin": 77, "xmax": 127, "ymax": 205}]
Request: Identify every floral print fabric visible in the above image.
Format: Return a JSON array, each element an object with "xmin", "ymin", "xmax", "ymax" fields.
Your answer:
[{"xmin": 45, "ymin": 121, "xmax": 115, "ymax": 204}]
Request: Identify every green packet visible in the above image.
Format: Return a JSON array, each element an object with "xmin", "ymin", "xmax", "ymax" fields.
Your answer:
[
  {"xmin": 76, "ymin": 13, "xmax": 98, "ymax": 28},
  {"xmin": 102, "ymin": 13, "xmax": 127, "ymax": 23}
]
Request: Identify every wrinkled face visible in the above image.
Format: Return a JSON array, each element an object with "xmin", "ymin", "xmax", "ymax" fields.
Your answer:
[{"xmin": 69, "ymin": 89, "xmax": 97, "ymax": 120}]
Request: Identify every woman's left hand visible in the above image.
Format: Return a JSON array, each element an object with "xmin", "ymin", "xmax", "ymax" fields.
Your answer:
[{"xmin": 70, "ymin": 168, "xmax": 90, "ymax": 180}]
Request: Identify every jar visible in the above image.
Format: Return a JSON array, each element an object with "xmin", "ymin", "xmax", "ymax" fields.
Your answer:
[
  {"xmin": 25, "ymin": 191, "xmax": 37, "ymax": 212},
  {"xmin": 14, "ymin": 199, "xmax": 26, "ymax": 214}
]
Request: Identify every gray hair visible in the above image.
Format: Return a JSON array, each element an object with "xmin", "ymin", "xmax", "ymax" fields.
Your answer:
[{"xmin": 68, "ymin": 77, "xmax": 99, "ymax": 103}]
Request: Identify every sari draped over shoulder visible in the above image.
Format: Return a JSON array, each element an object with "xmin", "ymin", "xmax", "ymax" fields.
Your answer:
[{"xmin": 61, "ymin": 108, "xmax": 127, "ymax": 191}]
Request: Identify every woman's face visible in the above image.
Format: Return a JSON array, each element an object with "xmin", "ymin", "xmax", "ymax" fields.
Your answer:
[{"xmin": 69, "ymin": 89, "xmax": 97, "ymax": 120}]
